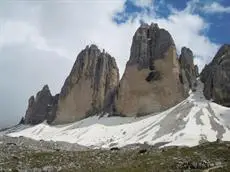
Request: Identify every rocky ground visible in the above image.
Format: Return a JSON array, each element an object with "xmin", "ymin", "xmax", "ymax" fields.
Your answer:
[{"xmin": 0, "ymin": 136, "xmax": 229, "ymax": 172}]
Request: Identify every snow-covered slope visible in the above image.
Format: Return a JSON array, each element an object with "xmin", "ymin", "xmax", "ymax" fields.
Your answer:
[
  {"xmin": 0, "ymin": 124, "xmax": 29, "ymax": 136},
  {"xmin": 6, "ymin": 80, "xmax": 230, "ymax": 148}
]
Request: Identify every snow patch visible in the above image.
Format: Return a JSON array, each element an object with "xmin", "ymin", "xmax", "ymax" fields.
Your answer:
[{"xmin": 6, "ymin": 80, "xmax": 230, "ymax": 148}]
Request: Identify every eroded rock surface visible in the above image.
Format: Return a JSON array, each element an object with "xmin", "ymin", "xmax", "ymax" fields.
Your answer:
[
  {"xmin": 54, "ymin": 45, "xmax": 119, "ymax": 124},
  {"xmin": 24, "ymin": 85, "xmax": 58, "ymax": 124},
  {"xmin": 201, "ymin": 44, "xmax": 230, "ymax": 106},
  {"xmin": 113, "ymin": 23, "xmax": 186, "ymax": 117}
]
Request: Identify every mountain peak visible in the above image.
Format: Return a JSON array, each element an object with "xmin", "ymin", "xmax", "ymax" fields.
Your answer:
[
  {"xmin": 113, "ymin": 22, "xmax": 186, "ymax": 117},
  {"xmin": 53, "ymin": 45, "xmax": 119, "ymax": 124}
]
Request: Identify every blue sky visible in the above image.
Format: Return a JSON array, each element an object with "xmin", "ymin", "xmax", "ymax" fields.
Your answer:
[
  {"xmin": 0, "ymin": 0, "xmax": 229, "ymax": 127},
  {"xmin": 114, "ymin": 0, "xmax": 230, "ymax": 45}
]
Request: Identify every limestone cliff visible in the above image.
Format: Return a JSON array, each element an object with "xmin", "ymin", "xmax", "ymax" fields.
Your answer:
[
  {"xmin": 201, "ymin": 44, "xmax": 230, "ymax": 106},
  {"xmin": 113, "ymin": 23, "xmax": 186, "ymax": 117},
  {"xmin": 53, "ymin": 45, "xmax": 119, "ymax": 124}
]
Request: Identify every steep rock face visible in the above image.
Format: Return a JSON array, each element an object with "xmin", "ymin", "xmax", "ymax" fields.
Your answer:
[
  {"xmin": 201, "ymin": 44, "xmax": 230, "ymax": 106},
  {"xmin": 24, "ymin": 85, "xmax": 58, "ymax": 124},
  {"xmin": 53, "ymin": 45, "xmax": 119, "ymax": 124},
  {"xmin": 179, "ymin": 47, "xmax": 197, "ymax": 93},
  {"xmin": 113, "ymin": 23, "xmax": 186, "ymax": 117}
]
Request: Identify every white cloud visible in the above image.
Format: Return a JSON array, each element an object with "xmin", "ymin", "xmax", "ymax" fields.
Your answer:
[
  {"xmin": 0, "ymin": 20, "xmax": 68, "ymax": 57},
  {"xmin": 183, "ymin": 0, "xmax": 200, "ymax": 13},
  {"xmin": 203, "ymin": 2, "xmax": 230, "ymax": 13},
  {"xmin": 0, "ymin": 44, "xmax": 72, "ymax": 128},
  {"xmin": 131, "ymin": 0, "xmax": 153, "ymax": 7}
]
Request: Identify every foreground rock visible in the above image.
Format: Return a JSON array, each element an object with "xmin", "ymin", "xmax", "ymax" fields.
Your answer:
[
  {"xmin": 24, "ymin": 85, "xmax": 59, "ymax": 124},
  {"xmin": 0, "ymin": 136, "xmax": 227, "ymax": 171},
  {"xmin": 113, "ymin": 23, "xmax": 186, "ymax": 116},
  {"xmin": 201, "ymin": 44, "xmax": 230, "ymax": 106},
  {"xmin": 179, "ymin": 47, "xmax": 198, "ymax": 93},
  {"xmin": 54, "ymin": 45, "xmax": 119, "ymax": 124}
]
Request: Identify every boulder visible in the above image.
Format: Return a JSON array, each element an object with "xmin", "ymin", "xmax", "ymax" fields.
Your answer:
[
  {"xmin": 201, "ymin": 44, "xmax": 230, "ymax": 106},
  {"xmin": 113, "ymin": 23, "xmax": 186, "ymax": 117},
  {"xmin": 53, "ymin": 45, "xmax": 119, "ymax": 124},
  {"xmin": 179, "ymin": 47, "xmax": 198, "ymax": 92},
  {"xmin": 24, "ymin": 85, "xmax": 57, "ymax": 124}
]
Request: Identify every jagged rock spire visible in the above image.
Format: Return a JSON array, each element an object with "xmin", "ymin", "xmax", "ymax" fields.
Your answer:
[
  {"xmin": 24, "ymin": 85, "xmax": 58, "ymax": 125},
  {"xmin": 113, "ymin": 23, "xmax": 186, "ymax": 117},
  {"xmin": 53, "ymin": 44, "xmax": 119, "ymax": 124}
]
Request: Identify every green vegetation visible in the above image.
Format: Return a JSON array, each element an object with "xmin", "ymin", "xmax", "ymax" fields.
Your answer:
[{"xmin": 1, "ymin": 141, "xmax": 230, "ymax": 171}]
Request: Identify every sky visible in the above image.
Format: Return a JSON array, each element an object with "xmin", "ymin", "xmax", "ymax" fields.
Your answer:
[{"xmin": 0, "ymin": 0, "xmax": 229, "ymax": 128}]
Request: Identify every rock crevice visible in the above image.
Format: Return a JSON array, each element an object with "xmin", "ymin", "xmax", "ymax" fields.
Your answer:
[{"xmin": 179, "ymin": 47, "xmax": 198, "ymax": 93}]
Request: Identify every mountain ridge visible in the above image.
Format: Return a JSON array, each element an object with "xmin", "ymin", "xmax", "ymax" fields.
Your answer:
[
  {"xmin": 23, "ymin": 23, "xmax": 198, "ymax": 125},
  {"xmin": 6, "ymin": 79, "xmax": 230, "ymax": 149}
]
